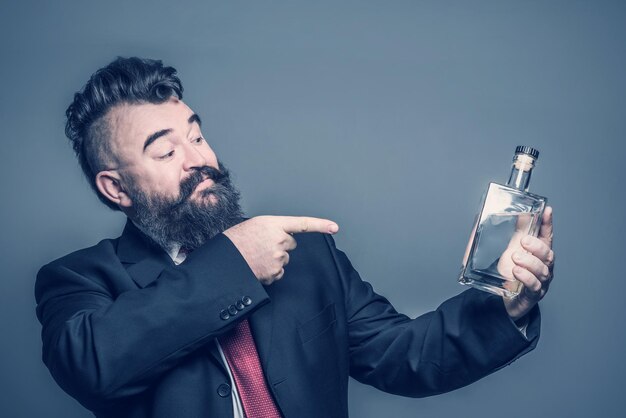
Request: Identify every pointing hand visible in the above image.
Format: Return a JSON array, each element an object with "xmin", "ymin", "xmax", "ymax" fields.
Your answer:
[{"xmin": 223, "ymin": 216, "xmax": 339, "ymax": 285}]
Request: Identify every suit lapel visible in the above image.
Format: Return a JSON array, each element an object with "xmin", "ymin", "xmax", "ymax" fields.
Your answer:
[
  {"xmin": 248, "ymin": 290, "xmax": 282, "ymax": 386},
  {"xmin": 116, "ymin": 220, "xmax": 173, "ymax": 288},
  {"xmin": 249, "ymin": 301, "xmax": 274, "ymax": 366}
]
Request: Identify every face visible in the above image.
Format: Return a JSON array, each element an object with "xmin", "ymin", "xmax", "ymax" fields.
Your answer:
[
  {"xmin": 96, "ymin": 97, "xmax": 244, "ymax": 249},
  {"xmin": 104, "ymin": 97, "xmax": 220, "ymax": 207}
]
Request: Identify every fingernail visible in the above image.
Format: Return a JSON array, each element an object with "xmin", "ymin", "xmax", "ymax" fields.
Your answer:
[{"xmin": 328, "ymin": 224, "xmax": 339, "ymax": 234}]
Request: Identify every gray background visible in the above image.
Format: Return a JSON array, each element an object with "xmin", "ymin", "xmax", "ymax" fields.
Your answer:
[{"xmin": 1, "ymin": 1, "xmax": 624, "ymax": 417}]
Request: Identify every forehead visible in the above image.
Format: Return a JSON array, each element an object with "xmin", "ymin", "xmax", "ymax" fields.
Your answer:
[{"xmin": 106, "ymin": 98, "xmax": 195, "ymax": 159}]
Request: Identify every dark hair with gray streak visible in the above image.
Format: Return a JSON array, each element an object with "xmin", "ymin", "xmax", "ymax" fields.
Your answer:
[{"xmin": 65, "ymin": 57, "xmax": 183, "ymax": 210}]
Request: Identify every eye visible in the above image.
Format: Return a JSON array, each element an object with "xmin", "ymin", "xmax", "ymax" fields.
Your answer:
[
  {"xmin": 157, "ymin": 150, "xmax": 175, "ymax": 160},
  {"xmin": 192, "ymin": 137, "xmax": 204, "ymax": 144}
]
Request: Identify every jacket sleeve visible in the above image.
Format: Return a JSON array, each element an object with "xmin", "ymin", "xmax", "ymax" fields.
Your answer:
[
  {"xmin": 35, "ymin": 233, "xmax": 268, "ymax": 411},
  {"xmin": 324, "ymin": 234, "xmax": 540, "ymax": 397}
]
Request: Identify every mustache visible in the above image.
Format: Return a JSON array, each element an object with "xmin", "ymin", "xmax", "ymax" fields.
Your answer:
[{"xmin": 173, "ymin": 164, "xmax": 229, "ymax": 207}]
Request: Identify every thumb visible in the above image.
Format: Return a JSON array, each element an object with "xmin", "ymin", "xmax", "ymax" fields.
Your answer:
[{"xmin": 539, "ymin": 206, "xmax": 553, "ymax": 247}]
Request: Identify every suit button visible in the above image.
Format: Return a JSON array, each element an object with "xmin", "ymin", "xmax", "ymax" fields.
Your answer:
[
  {"xmin": 242, "ymin": 296, "xmax": 252, "ymax": 306},
  {"xmin": 217, "ymin": 383, "xmax": 231, "ymax": 397},
  {"xmin": 228, "ymin": 305, "xmax": 238, "ymax": 316},
  {"xmin": 219, "ymin": 310, "xmax": 230, "ymax": 320},
  {"xmin": 235, "ymin": 300, "xmax": 245, "ymax": 311}
]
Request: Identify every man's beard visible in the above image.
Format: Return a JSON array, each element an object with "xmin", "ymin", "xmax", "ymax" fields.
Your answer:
[{"xmin": 127, "ymin": 162, "xmax": 244, "ymax": 252}]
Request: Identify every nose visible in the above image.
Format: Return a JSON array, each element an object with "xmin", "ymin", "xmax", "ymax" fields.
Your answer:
[{"xmin": 182, "ymin": 142, "xmax": 214, "ymax": 171}]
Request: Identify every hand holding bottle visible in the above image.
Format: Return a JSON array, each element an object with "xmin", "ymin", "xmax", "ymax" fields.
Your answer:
[
  {"xmin": 459, "ymin": 146, "xmax": 548, "ymax": 299},
  {"xmin": 503, "ymin": 206, "xmax": 555, "ymax": 321}
]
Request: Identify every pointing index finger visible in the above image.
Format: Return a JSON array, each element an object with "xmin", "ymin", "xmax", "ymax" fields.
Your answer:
[{"xmin": 279, "ymin": 216, "xmax": 339, "ymax": 235}]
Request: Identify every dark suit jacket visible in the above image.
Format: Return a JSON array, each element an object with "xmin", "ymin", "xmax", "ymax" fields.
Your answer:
[{"xmin": 35, "ymin": 220, "xmax": 540, "ymax": 418}]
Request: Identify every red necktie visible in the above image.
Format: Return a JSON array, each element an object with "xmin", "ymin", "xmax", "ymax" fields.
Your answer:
[{"xmin": 219, "ymin": 319, "xmax": 282, "ymax": 418}]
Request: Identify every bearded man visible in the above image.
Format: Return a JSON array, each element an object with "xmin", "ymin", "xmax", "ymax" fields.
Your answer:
[{"xmin": 35, "ymin": 57, "xmax": 555, "ymax": 418}]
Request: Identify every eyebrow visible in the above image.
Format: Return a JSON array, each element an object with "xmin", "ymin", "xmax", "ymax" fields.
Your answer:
[
  {"xmin": 143, "ymin": 128, "xmax": 172, "ymax": 151},
  {"xmin": 188, "ymin": 113, "xmax": 202, "ymax": 127},
  {"xmin": 143, "ymin": 113, "xmax": 203, "ymax": 151}
]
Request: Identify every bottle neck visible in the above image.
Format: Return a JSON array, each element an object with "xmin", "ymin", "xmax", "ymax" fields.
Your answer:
[{"xmin": 506, "ymin": 154, "xmax": 536, "ymax": 192}]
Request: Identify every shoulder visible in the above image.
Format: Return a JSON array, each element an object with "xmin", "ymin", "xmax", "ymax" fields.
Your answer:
[
  {"xmin": 285, "ymin": 232, "xmax": 353, "ymax": 284},
  {"xmin": 290, "ymin": 231, "xmax": 338, "ymax": 259},
  {"xmin": 35, "ymin": 237, "xmax": 123, "ymax": 305},
  {"xmin": 39, "ymin": 237, "xmax": 120, "ymax": 274}
]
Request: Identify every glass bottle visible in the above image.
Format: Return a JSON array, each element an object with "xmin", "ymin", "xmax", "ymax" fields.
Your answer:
[{"xmin": 458, "ymin": 146, "xmax": 547, "ymax": 298}]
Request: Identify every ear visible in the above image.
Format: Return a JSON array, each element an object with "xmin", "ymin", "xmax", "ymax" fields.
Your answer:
[{"xmin": 95, "ymin": 170, "xmax": 133, "ymax": 208}]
